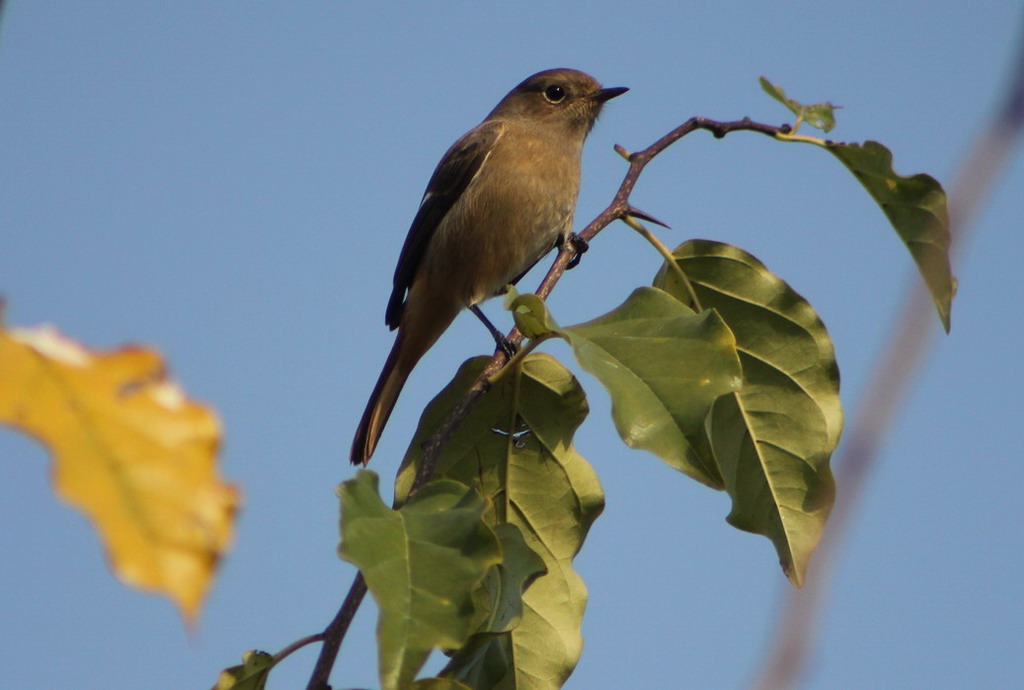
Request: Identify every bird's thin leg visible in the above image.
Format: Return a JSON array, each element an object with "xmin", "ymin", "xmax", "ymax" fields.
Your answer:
[{"xmin": 470, "ymin": 304, "xmax": 518, "ymax": 358}]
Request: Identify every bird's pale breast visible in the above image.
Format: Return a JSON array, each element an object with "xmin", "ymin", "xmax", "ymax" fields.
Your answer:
[{"xmin": 421, "ymin": 122, "xmax": 583, "ymax": 307}]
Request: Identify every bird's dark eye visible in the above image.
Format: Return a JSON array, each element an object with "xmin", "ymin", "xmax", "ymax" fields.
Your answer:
[{"xmin": 543, "ymin": 84, "xmax": 566, "ymax": 103}]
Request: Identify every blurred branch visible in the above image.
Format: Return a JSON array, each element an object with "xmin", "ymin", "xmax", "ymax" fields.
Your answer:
[
  {"xmin": 305, "ymin": 116, "xmax": 791, "ymax": 689},
  {"xmin": 751, "ymin": 20, "xmax": 1024, "ymax": 690}
]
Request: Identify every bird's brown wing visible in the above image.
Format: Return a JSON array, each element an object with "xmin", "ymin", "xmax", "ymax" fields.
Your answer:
[{"xmin": 385, "ymin": 120, "xmax": 505, "ymax": 329}]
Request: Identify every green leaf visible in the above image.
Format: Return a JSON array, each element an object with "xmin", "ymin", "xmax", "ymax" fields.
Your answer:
[
  {"xmin": 471, "ymin": 523, "xmax": 547, "ymax": 634},
  {"xmin": 396, "ymin": 354, "xmax": 603, "ymax": 690},
  {"xmin": 655, "ymin": 240, "xmax": 841, "ymax": 586},
  {"xmin": 558, "ymin": 286, "xmax": 743, "ymax": 487},
  {"xmin": 823, "ymin": 140, "xmax": 954, "ymax": 331},
  {"xmin": 211, "ymin": 650, "xmax": 273, "ymax": 690},
  {"xmin": 760, "ymin": 76, "xmax": 838, "ymax": 132},
  {"xmin": 338, "ymin": 471, "xmax": 502, "ymax": 690},
  {"xmin": 507, "ymin": 292, "xmax": 559, "ymax": 340}
]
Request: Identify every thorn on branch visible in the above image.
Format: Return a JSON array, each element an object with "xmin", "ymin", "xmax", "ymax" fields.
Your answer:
[{"xmin": 626, "ymin": 206, "xmax": 671, "ymax": 229}]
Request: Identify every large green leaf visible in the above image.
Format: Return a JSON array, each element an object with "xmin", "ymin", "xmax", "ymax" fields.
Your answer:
[
  {"xmin": 396, "ymin": 354, "xmax": 603, "ymax": 690},
  {"xmin": 655, "ymin": 240, "xmax": 841, "ymax": 586},
  {"xmin": 470, "ymin": 523, "xmax": 547, "ymax": 635},
  {"xmin": 556, "ymin": 286, "xmax": 742, "ymax": 487},
  {"xmin": 338, "ymin": 471, "xmax": 502, "ymax": 690}
]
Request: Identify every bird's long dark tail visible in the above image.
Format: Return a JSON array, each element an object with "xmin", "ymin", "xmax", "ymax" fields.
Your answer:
[
  {"xmin": 350, "ymin": 300, "xmax": 459, "ymax": 466},
  {"xmin": 350, "ymin": 330, "xmax": 416, "ymax": 466}
]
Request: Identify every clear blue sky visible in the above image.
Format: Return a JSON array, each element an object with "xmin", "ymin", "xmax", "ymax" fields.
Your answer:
[{"xmin": 2, "ymin": 2, "xmax": 1022, "ymax": 689}]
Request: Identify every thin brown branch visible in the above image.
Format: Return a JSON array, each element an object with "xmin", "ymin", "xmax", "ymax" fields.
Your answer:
[
  {"xmin": 305, "ymin": 573, "xmax": 367, "ymax": 690},
  {"xmin": 305, "ymin": 115, "xmax": 791, "ymax": 689}
]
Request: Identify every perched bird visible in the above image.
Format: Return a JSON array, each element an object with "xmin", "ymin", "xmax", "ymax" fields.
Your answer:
[{"xmin": 351, "ymin": 68, "xmax": 627, "ymax": 466}]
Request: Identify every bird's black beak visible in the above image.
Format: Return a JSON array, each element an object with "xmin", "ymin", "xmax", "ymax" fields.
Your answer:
[{"xmin": 592, "ymin": 86, "xmax": 628, "ymax": 102}]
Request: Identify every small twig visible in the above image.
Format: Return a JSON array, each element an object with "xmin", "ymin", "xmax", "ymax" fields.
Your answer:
[
  {"xmin": 621, "ymin": 215, "xmax": 703, "ymax": 312},
  {"xmin": 275, "ymin": 633, "xmax": 326, "ymax": 665},
  {"xmin": 306, "ymin": 115, "xmax": 791, "ymax": 689}
]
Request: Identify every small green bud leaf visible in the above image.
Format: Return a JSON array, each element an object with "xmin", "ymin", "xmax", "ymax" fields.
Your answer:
[{"xmin": 760, "ymin": 76, "xmax": 838, "ymax": 132}]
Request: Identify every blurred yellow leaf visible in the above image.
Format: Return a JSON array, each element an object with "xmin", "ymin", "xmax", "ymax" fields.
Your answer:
[{"xmin": 0, "ymin": 321, "xmax": 238, "ymax": 621}]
